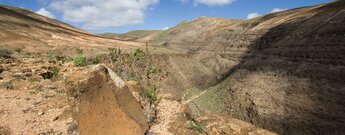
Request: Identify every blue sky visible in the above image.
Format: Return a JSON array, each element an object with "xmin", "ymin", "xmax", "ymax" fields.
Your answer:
[{"xmin": 0, "ymin": 0, "xmax": 332, "ymax": 33}]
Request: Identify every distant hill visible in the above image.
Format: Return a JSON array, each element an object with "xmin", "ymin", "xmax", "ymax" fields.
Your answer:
[{"xmin": 100, "ymin": 30, "xmax": 161, "ymax": 41}]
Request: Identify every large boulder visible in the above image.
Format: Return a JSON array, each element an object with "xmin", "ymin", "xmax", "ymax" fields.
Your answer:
[{"xmin": 65, "ymin": 65, "xmax": 148, "ymax": 135}]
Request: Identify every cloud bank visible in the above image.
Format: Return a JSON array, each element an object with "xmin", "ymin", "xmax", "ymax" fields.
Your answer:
[
  {"xmin": 49, "ymin": 0, "xmax": 159, "ymax": 29},
  {"xmin": 181, "ymin": 0, "xmax": 236, "ymax": 6}
]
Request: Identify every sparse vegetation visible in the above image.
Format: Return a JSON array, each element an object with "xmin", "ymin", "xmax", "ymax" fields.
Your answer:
[
  {"xmin": 55, "ymin": 89, "xmax": 65, "ymax": 94},
  {"xmin": 47, "ymin": 52, "xmax": 56, "ymax": 62},
  {"xmin": 127, "ymin": 76, "xmax": 141, "ymax": 83},
  {"xmin": 76, "ymin": 48, "xmax": 83, "ymax": 55},
  {"xmin": 43, "ymin": 94, "xmax": 56, "ymax": 98},
  {"xmin": 189, "ymin": 123, "xmax": 205, "ymax": 134},
  {"xmin": 47, "ymin": 51, "xmax": 66, "ymax": 64},
  {"xmin": 24, "ymin": 52, "xmax": 32, "ymax": 57},
  {"xmin": 108, "ymin": 47, "xmax": 166, "ymax": 106},
  {"xmin": 15, "ymin": 48, "xmax": 22, "ymax": 53},
  {"xmin": 29, "ymin": 89, "xmax": 39, "ymax": 95},
  {"xmin": 88, "ymin": 55, "xmax": 102, "ymax": 65},
  {"xmin": 146, "ymin": 66, "xmax": 161, "ymax": 74},
  {"xmin": 133, "ymin": 48, "xmax": 144, "ymax": 60},
  {"xmin": 144, "ymin": 85, "xmax": 159, "ymax": 104},
  {"xmin": 51, "ymin": 66, "xmax": 60, "ymax": 79},
  {"xmin": 0, "ymin": 49, "xmax": 12, "ymax": 58}
]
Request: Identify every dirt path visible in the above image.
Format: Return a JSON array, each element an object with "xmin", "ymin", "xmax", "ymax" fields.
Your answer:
[
  {"xmin": 182, "ymin": 89, "xmax": 209, "ymax": 105},
  {"xmin": 149, "ymin": 99, "xmax": 182, "ymax": 135}
]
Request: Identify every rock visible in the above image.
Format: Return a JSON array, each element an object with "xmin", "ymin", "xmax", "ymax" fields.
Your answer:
[
  {"xmin": 28, "ymin": 76, "xmax": 42, "ymax": 82},
  {"xmin": 0, "ymin": 126, "xmax": 11, "ymax": 135},
  {"xmin": 0, "ymin": 80, "xmax": 14, "ymax": 90},
  {"xmin": 21, "ymin": 68, "xmax": 32, "ymax": 73},
  {"xmin": 46, "ymin": 85, "xmax": 57, "ymax": 90},
  {"xmin": 0, "ymin": 66, "xmax": 4, "ymax": 74},
  {"xmin": 65, "ymin": 64, "xmax": 148, "ymax": 135},
  {"xmin": 67, "ymin": 122, "xmax": 77, "ymax": 134},
  {"xmin": 39, "ymin": 71, "xmax": 53, "ymax": 79},
  {"xmin": 11, "ymin": 72, "xmax": 24, "ymax": 79},
  {"xmin": 37, "ymin": 111, "xmax": 45, "ymax": 115},
  {"xmin": 21, "ymin": 69, "xmax": 32, "ymax": 77}
]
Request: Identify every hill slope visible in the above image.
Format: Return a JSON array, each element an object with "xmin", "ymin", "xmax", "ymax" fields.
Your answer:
[{"xmin": 0, "ymin": 5, "xmax": 144, "ymax": 55}]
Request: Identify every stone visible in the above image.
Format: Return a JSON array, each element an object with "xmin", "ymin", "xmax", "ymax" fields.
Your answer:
[
  {"xmin": 0, "ymin": 66, "xmax": 4, "ymax": 74},
  {"xmin": 46, "ymin": 85, "xmax": 57, "ymax": 90},
  {"xmin": 11, "ymin": 72, "xmax": 24, "ymax": 78},
  {"xmin": 39, "ymin": 71, "xmax": 53, "ymax": 79},
  {"xmin": 65, "ymin": 64, "xmax": 148, "ymax": 135}
]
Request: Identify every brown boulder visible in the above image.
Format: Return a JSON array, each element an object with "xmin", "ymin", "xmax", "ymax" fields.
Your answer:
[{"xmin": 65, "ymin": 64, "xmax": 148, "ymax": 135}]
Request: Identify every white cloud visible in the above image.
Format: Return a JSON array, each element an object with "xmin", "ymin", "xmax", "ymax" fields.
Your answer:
[
  {"xmin": 271, "ymin": 8, "xmax": 287, "ymax": 13},
  {"xmin": 180, "ymin": 0, "xmax": 236, "ymax": 6},
  {"xmin": 49, "ymin": 0, "xmax": 159, "ymax": 29},
  {"xmin": 36, "ymin": 8, "xmax": 55, "ymax": 19},
  {"xmin": 246, "ymin": 8, "xmax": 287, "ymax": 19},
  {"xmin": 247, "ymin": 12, "xmax": 260, "ymax": 19},
  {"xmin": 161, "ymin": 27, "xmax": 170, "ymax": 30}
]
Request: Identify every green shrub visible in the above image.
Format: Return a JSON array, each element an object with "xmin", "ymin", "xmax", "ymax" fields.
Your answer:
[
  {"xmin": 0, "ymin": 49, "xmax": 12, "ymax": 58},
  {"xmin": 73, "ymin": 55, "xmax": 87, "ymax": 67},
  {"xmin": 144, "ymin": 85, "xmax": 158, "ymax": 104}
]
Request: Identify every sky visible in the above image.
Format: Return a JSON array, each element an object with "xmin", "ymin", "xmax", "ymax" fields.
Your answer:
[{"xmin": 0, "ymin": 0, "xmax": 332, "ymax": 33}]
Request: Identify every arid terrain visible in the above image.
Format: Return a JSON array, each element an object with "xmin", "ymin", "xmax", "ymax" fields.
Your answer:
[{"xmin": 1, "ymin": 1, "xmax": 345, "ymax": 135}]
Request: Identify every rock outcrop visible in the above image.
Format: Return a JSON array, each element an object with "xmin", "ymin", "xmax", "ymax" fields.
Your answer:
[{"xmin": 65, "ymin": 65, "xmax": 148, "ymax": 135}]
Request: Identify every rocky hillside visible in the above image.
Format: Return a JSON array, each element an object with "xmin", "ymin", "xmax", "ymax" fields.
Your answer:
[{"xmin": 148, "ymin": 1, "xmax": 345, "ymax": 135}]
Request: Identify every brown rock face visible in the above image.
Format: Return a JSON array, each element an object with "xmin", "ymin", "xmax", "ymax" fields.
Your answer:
[{"xmin": 65, "ymin": 65, "xmax": 148, "ymax": 135}]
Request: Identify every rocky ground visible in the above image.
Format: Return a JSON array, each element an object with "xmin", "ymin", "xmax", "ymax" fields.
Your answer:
[
  {"xmin": 0, "ymin": 51, "xmax": 277, "ymax": 135},
  {"xmin": 0, "ymin": 54, "xmax": 76, "ymax": 135}
]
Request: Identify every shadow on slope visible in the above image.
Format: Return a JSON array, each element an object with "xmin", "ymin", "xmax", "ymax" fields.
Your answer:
[{"xmin": 189, "ymin": 1, "xmax": 345, "ymax": 134}]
